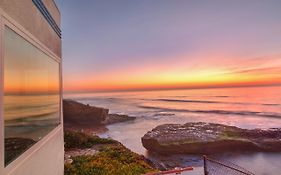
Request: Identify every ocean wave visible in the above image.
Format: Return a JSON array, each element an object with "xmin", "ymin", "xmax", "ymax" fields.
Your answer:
[
  {"xmin": 213, "ymin": 95, "xmax": 230, "ymax": 98},
  {"xmin": 262, "ymin": 103, "xmax": 281, "ymax": 106},
  {"xmin": 162, "ymin": 95, "xmax": 230, "ymax": 98},
  {"xmin": 149, "ymin": 98, "xmax": 281, "ymax": 106},
  {"xmin": 154, "ymin": 98, "xmax": 218, "ymax": 103},
  {"xmin": 153, "ymin": 113, "xmax": 175, "ymax": 117},
  {"xmin": 137, "ymin": 105, "xmax": 281, "ymax": 118}
]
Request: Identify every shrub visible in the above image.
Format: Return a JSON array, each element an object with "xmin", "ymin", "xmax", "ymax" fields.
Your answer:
[
  {"xmin": 64, "ymin": 131, "xmax": 116, "ymax": 150},
  {"xmin": 65, "ymin": 144, "xmax": 156, "ymax": 175}
]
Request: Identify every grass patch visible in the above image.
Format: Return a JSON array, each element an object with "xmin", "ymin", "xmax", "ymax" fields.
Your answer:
[
  {"xmin": 64, "ymin": 131, "xmax": 157, "ymax": 175},
  {"xmin": 64, "ymin": 131, "xmax": 117, "ymax": 150}
]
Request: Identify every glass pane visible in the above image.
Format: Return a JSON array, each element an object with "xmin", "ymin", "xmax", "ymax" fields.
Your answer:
[{"xmin": 4, "ymin": 27, "xmax": 60, "ymax": 166}]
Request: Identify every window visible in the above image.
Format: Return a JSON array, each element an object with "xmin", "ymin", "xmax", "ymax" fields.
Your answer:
[{"xmin": 3, "ymin": 26, "xmax": 60, "ymax": 166}]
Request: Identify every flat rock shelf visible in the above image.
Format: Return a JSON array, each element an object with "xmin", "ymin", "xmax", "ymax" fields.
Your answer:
[{"xmin": 141, "ymin": 122, "xmax": 281, "ymax": 154}]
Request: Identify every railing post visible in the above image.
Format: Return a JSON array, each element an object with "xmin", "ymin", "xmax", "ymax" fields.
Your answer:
[{"xmin": 203, "ymin": 155, "xmax": 208, "ymax": 175}]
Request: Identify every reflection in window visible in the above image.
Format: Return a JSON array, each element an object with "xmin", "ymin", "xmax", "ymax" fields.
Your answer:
[{"xmin": 4, "ymin": 27, "xmax": 60, "ymax": 166}]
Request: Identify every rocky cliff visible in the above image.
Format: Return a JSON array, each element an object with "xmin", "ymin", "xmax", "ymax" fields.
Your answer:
[
  {"xmin": 63, "ymin": 100, "xmax": 135, "ymax": 126},
  {"xmin": 63, "ymin": 100, "xmax": 108, "ymax": 125}
]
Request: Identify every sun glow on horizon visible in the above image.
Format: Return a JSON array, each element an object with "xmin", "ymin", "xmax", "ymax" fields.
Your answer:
[{"xmin": 64, "ymin": 54, "xmax": 281, "ymax": 92}]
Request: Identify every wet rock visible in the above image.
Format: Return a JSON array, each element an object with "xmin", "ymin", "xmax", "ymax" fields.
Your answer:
[
  {"xmin": 63, "ymin": 100, "xmax": 108, "ymax": 125},
  {"xmin": 63, "ymin": 100, "xmax": 136, "ymax": 126},
  {"xmin": 141, "ymin": 122, "xmax": 281, "ymax": 154},
  {"xmin": 64, "ymin": 147, "xmax": 98, "ymax": 163},
  {"xmin": 104, "ymin": 114, "xmax": 136, "ymax": 125}
]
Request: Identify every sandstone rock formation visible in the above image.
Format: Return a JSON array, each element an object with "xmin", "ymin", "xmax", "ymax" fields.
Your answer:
[
  {"xmin": 63, "ymin": 100, "xmax": 108, "ymax": 125},
  {"xmin": 63, "ymin": 100, "xmax": 135, "ymax": 126},
  {"xmin": 141, "ymin": 122, "xmax": 281, "ymax": 154}
]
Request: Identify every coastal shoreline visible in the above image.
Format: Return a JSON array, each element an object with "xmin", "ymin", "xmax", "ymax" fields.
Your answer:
[
  {"xmin": 63, "ymin": 98, "xmax": 281, "ymax": 175},
  {"xmin": 63, "ymin": 99, "xmax": 165, "ymax": 174}
]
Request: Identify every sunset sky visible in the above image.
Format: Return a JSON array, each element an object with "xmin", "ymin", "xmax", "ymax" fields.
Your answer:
[{"xmin": 60, "ymin": 0, "xmax": 281, "ymax": 92}]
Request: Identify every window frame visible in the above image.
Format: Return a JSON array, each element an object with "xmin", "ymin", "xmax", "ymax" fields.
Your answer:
[{"xmin": 0, "ymin": 8, "xmax": 63, "ymax": 174}]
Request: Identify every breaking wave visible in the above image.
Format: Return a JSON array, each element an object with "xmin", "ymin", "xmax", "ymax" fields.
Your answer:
[
  {"xmin": 138, "ymin": 105, "xmax": 281, "ymax": 119},
  {"xmin": 149, "ymin": 98, "xmax": 280, "ymax": 106}
]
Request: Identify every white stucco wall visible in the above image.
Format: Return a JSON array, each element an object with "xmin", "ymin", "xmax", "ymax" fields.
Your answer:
[
  {"xmin": 0, "ymin": 0, "xmax": 62, "ymax": 57},
  {"xmin": 7, "ymin": 127, "xmax": 64, "ymax": 175}
]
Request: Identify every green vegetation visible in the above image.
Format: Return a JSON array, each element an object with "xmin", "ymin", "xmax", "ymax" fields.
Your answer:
[
  {"xmin": 219, "ymin": 130, "xmax": 241, "ymax": 139},
  {"xmin": 64, "ymin": 131, "xmax": 157, "ymax": 175},
  {"xmin": 64, "ymin": 131, "xmax": 117, "ymax": 150}
]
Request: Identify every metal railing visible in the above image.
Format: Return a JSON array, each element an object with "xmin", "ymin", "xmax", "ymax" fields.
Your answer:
[{"xmin": 203, "ymin": 156, "xmax": 255, "ymax": 175}]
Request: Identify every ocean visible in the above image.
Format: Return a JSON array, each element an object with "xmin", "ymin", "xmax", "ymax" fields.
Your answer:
[{"xmin": 65, "ymin": 86, "xmax": 281, "ymax": 175}]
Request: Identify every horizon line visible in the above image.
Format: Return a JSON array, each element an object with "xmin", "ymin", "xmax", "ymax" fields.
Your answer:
[{"xmin": 63, "ymin": 83, "xmax": 281, "ymax": 94}]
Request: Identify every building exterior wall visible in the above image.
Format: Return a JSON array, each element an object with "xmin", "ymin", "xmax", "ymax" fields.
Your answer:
[
  {"xmin": 0, "ymin": 0, "xmax": 63, "ymax": 175},
  {"xmin": 0, "ymin": 0, "xmax": 61, "ymax": 57},
  {"xmin": 41, "ymin": 0, "xmax": 60, "ymax": 26},
  {"xmin": 6, "ymin": 127, "xmax": 64, "ymax": 175}
]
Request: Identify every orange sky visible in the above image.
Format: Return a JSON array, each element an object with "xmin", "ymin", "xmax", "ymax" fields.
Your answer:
[
  {"xmin": 64, "ymin": 54, "xmax": 281, "ymax": 92},
  {"xmin": 62, "ymin": 1, "xmax": 281, "ymax": 93}
]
